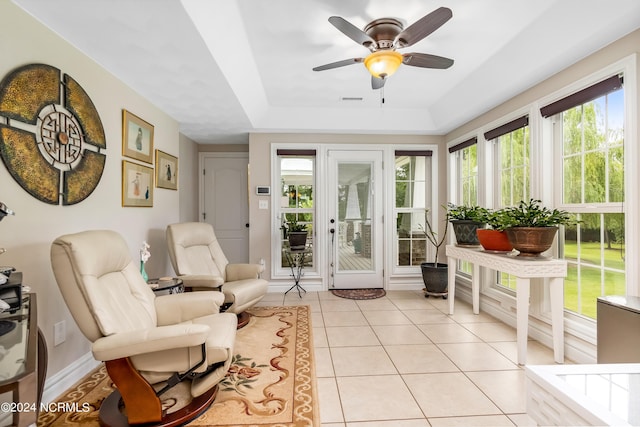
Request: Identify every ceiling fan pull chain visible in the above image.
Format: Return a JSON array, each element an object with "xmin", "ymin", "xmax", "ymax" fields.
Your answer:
[{"xmin": 380, "ymin": 86, "xmax": 385, "ymax": 106}]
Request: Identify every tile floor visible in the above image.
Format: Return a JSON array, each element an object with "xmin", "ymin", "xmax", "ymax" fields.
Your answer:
[{"xmin": 258, "ymin": 289, "xmax": 570, "ymax": 426}]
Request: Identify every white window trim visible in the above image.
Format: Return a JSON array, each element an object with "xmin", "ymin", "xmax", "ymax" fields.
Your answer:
[
  {"xmin": 270, "ymin": 143, "xmax": 321, "ymax": 281},
  {"xmin": 542, "ymin": 54, "xmax": 637, "ymax": 296},
  {"xmin": 390, "ymin": 144, "xmax": 440, "ymax": 277},
  {"xmin": 446, "ymin": 55, "xmax": 637, "ymax": 362}
]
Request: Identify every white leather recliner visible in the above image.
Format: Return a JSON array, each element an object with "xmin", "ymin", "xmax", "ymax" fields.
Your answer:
[
  {"xmin": 166, "ymin": 222, "xmax": 268, "ymax": 327},
  {"xmin": 51, "ymin": 230, "xmax": 237, "ymax": 426}
]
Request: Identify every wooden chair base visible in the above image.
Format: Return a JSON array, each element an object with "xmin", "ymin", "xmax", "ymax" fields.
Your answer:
[
  {"xmin": 237, "ymin": 311, "xmax": 251, "ymax": 328},
  {"xmin": 99, "ymin": 385, "xmax": 218, "ymax": 427}
]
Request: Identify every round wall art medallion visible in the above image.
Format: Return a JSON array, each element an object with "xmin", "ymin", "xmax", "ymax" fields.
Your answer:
[{"xmin": 0, "ymin": 63, "xmax": 106, "ymax": 205}]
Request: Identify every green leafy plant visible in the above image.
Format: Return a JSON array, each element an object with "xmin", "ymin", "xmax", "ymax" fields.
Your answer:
[
  {"xmin": 481, "ymin": 209, "xmax": 512, "ymax": 231},
  {"xmin": 500, "ymin": 199, "xmax": 575, "ymax": 228},
  {"xmin": 287, "ymin": 219, "xmax": 308, "ymax": 232},
  {"xmin": 446, "ymin": 203, "xmax": 488, "ymax": 222}
]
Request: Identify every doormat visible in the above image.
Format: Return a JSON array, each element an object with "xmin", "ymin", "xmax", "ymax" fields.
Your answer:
[{"xmin": 331, "ymin": 288, "xmax": 386, "ymax": 300}]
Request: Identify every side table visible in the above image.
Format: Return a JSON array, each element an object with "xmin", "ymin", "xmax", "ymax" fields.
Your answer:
[
  {"xmin": 148, "ymin": 278, "xmax": 184, "ymax": 295},
  {"xmin": 0, "ymin": 293, "xmax": 46, "ymax": 427},
  {"xmin": 446, "ymin": 245, "xmax": 567, "ymax": 365},
  {"xmin": 284, "ymin": 248, "xmax": 311, "ymax": 298}
]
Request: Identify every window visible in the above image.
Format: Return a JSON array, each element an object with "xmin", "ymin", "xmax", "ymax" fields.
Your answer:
[
  {"xmin": 277, "ymin": 150, "xmax": 315, "ymax": 271},
  {"xmin": 458, "ymin": 145, "xmax": 478, "ymax": 206},
  {"xmin": 394, "ymin": 151, "xmax": 431, "ymax": 267},
  {"xmin": 486, "ymin": 116, "xmax": 530, "ymax": 290},
  {"xmin": 543, "ymin": 76, "xmax": 625, "ymax": 319},
  {"xmin": 449, "ymin": 138, "xmax": 478, "ymax": 274}
]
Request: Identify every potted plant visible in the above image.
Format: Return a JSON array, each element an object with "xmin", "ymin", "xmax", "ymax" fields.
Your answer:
[
  {"xmin": 420, "ymin": 207, "xmax": 449, "ymax": 299},
  {"xmin": 447, "ymin": 203, "xmax": 488, "ymax": 246},
  {"xmin": 500, "ymin": 199, "xmax": 575, "ymax": 257},
  {"xmin": 475, "ymin": 208, "xmax": 514, "ymax": 252},
  {"xmin": 286, "ymin": 219, "xmax": 308, "ymax": 250}
]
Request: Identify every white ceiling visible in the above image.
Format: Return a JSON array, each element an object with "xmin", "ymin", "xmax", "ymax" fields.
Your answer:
[{"xmin": 12, "ymin": 0, "xmax": 640, "ymax": 144}]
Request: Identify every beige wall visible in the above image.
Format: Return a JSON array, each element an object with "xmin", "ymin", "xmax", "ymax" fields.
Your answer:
[
  {"xmin": 0, "ymin": 1, "xmax": 184, "ymax": 391},
  {"xmin": 248, "ymin": 133, "xmax": 445, "ymax": 281}
]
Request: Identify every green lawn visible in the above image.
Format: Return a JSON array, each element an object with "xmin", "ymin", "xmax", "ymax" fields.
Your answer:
[{"xmin": 563, "ymin": 241, "xmax": 625, "ymax": 319}]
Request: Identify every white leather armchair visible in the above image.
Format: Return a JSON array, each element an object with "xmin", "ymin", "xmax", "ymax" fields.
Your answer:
[
  {"xmin": 51, "ymin": 230, "xmax": 237, "ymax": 426},
  {"xmin": 166, "ymin": 222, "xmax": 268, "ymax": 327}
]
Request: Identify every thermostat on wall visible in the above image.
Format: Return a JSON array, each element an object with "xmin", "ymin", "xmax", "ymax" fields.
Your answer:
[{"xmin": 256, "ymin": 186, "xmax": 270, "ymax": 195}]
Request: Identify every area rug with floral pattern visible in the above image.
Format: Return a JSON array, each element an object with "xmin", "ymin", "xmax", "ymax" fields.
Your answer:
[{"xmin": 37, "ymin": 305, "xmax": 318, "ymax": 427}]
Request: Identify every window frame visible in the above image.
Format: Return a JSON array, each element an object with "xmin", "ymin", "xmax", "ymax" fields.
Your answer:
[
  {"xmin": 444, "ymin": 55, "xmax": 637, "ymax": 359},
  {"xmin": 390, "ymin": 146, "xmax": 442, "ymax": 277},
  {"xmin": 273, "ymin": 148, "xmax": 318, "ymax": 278},
  {"xmin": 393, "ymin": 150, "xmax": 433, "ymax": 271},
  {"xmin": 541, "ymin": 58, "xmax": 637, "ymax": 326},
  {"xmin": 448, "ymin": 136, "xmax": 480, "ymax": 276},
  {"xmin": 549, "ymin": 85, "xmax": 626, "ymax": 319},
  {"xmin": 489, "ymin": 115, "xmax": 531, "ymax": 293}
]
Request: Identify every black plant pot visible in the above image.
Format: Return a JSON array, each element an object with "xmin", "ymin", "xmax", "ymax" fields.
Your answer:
[
  {"xmin": 420, "ymin": 262, "xmax": 448, "ymax": 299},
  {"xmin": 288, "ymin": 232, "xmax": 307, "ymax": 250},
  {"xmin": 450, "ymin": 220, "xmax": 485, "ymax": 246}
]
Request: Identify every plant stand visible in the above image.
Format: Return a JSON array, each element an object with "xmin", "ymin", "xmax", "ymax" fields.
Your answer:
[{"xmin": 445, "ymin": 244, "xmax": 567, "ymax": 365}]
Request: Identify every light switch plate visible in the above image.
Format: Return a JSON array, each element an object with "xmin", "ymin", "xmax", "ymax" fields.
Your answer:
[{"xmin": 259, "ymin": 199, "xmax": 268, "ymax": 209}]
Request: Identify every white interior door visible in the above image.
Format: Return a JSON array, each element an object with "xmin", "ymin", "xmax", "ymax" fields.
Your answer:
[
  {"xmin": 201, "ymin": 153, "xmax": 249, "ymax": 263},
  {"xmin": 328, "ymin": 150, "xmax": 384, "ymax": 289}
]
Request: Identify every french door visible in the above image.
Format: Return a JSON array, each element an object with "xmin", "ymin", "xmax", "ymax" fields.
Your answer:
[{"xmin": 327, "ymin": 150, "xmax": 384, "ymax": 289}]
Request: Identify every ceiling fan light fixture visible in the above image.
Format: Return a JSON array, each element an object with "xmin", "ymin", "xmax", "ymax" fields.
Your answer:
[{"xmin": 364, "ymin": 50, "xmax": 403, "ymax": 79}]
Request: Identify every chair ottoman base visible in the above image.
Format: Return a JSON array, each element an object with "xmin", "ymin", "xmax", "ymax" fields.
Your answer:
[{"xmin": 99, "ymin": 385, "xmax": 217, "ymax": 427}]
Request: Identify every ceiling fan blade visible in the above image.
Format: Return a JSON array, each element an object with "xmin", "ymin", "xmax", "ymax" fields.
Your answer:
[
  {"xmin": 371, "ymin": 76, "xmax": 386, "ymax": 90},
  {"xmin": 396, "ymin": 7, "xmax": 452, "ymax": 48},
  {"xmin": 313, "ymin": 57, "xmax": 363, "ymax": 72},
  {"xmin": 403, "ymin": 52, "xmax": 454, "ymax": 69},
  {"xmin": 328, "ymin": 16, "xmax": 375, "ymax": 48}
]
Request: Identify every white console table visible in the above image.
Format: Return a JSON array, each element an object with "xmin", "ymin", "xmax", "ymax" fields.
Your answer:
[{"xmin": 445, "ymin": 245, "xmax": 567, "ymax": 365}]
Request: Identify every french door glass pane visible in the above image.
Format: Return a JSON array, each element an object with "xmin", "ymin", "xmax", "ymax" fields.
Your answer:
[{"xmin": 338, "ymin": 162, "xmax": 372, "ymax": 272}]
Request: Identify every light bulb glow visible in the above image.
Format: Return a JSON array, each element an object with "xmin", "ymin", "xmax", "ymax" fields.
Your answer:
[{"xmin": 363, "ymin": 50, "xmax": 403, "ymax": 78}]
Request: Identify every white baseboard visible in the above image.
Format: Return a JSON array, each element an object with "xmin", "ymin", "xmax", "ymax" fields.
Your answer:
[{"xmin": 41, "ymin": 351, "xmax": 101, "ymax": 405}]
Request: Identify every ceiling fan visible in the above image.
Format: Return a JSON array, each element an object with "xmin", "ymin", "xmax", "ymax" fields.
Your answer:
[{"xmin": 313, "ymin": 7, "xmax": 454, "ymax": 90}]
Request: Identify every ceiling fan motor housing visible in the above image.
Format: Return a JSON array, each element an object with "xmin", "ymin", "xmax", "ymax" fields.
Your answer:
[{"xmin": 364, "ymin": 18, "xmax": 403, "ymax": 50}]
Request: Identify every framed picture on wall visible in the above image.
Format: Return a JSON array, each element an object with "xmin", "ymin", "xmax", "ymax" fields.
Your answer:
[
  {"xmin": 122, "ymin": 109, "xmax": 154, "ymax": 164},
  {"xmin": 122, "ymin": 160, "xmax": 153, "ymax": 207},
  {"xmin": 155, "ymin": 150, "xmax": 178, "ymax": 190}
]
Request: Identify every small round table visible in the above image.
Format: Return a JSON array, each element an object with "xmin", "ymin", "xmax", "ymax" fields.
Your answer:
[{"xmin": 148, "ymin": 278, "xmax": 184, "ymax": 295}]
